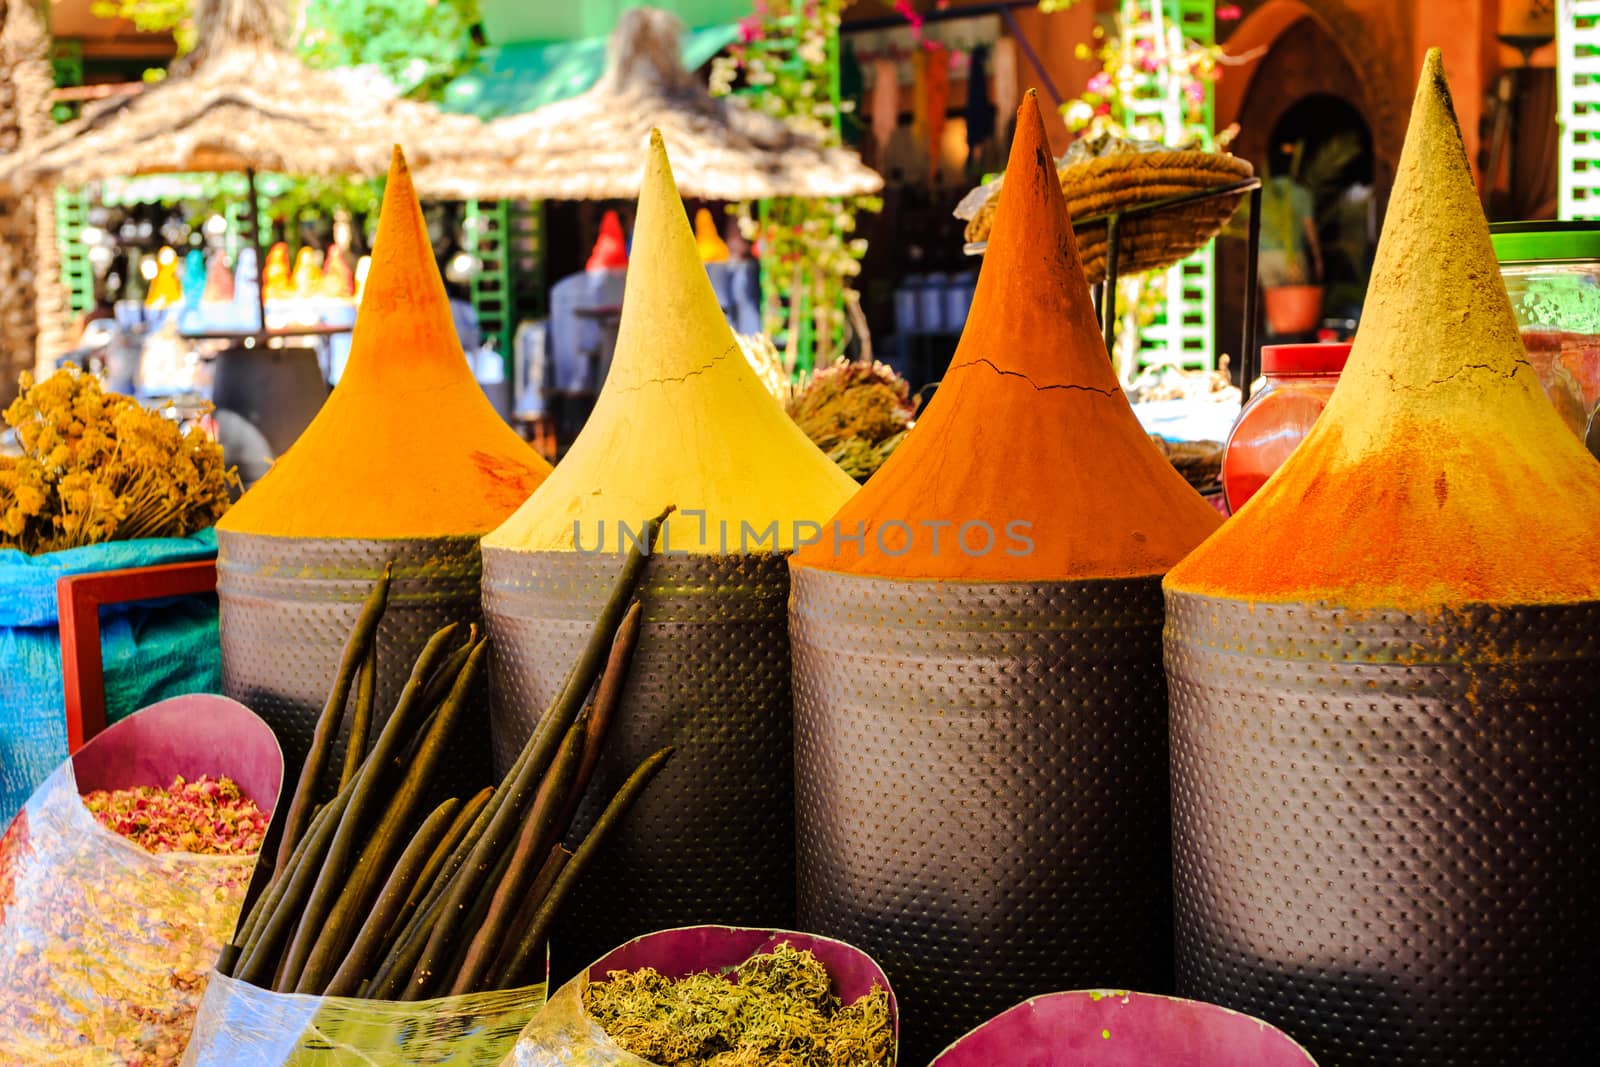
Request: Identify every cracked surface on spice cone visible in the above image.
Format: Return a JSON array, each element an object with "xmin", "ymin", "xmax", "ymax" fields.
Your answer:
[
  {"xmin": 218, "ymin": 147, "xmax": 550, "ymax": 540},
  {"xmin": 791, "ymin": 91, "xmax": 1219, "ymax": 581},
  {"xmin": 1166, "ymin": 49, "xmax": 1600, "ymax": 609},
  {"xmin": 483, "ymin": 130, "xmax": 855, "ymax": 555}
]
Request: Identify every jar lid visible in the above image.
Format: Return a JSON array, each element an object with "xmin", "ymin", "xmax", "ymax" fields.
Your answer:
[
  {"xmin": 1261, "ymin": 342, "xmax": 1351, "ymax": 375},
  {"xmin": 1489, "ymin": 220, "xmax": 1600, "ymax": 263}
]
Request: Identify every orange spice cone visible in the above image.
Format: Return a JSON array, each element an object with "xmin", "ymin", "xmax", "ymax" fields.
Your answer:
[
  {"xmin": 220, "ymin": 146, "xmax": 549, "ymax": 539},
  {"xmin": 789, "ymin": 92, "xmax": 1216, "ymax": 1063},
  {"xmin": 1163, "ymin": 50, "xmax": 1600, "ymax": 1066},
  {"xmin": 693, "ymin": 208, "xmax": 729, "ymax": 263},
  {"xmin": 215, "ymin": 146, "xmax": 551, "ymax": 803}
]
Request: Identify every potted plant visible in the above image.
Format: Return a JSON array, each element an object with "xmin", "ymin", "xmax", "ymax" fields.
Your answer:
[
  {"xmin": 1257, "ymin": 134, "xmax": 1365, "ymax": 335},
  {"xmin": 1258, "ymin": 165, "xmax": 1324, "ymax": 335}
]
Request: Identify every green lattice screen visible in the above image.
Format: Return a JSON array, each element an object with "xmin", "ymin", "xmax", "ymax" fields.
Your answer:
[
  {"xmin": 1118, "ymin": 0, "xmax": 1218, "ymax": 369},
  {"xmin": 1559, "ymin": 0, "xmax": 1600, "ymax": 218}
]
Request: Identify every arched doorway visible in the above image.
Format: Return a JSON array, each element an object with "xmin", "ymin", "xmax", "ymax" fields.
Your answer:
[
  {"xmin": 1216, "ymin": 8, "xmax": 1386, "ymax": 368},
  {"xmin": 1263, "ymin": 93, "xmax": 1376, "ymax": 324}
]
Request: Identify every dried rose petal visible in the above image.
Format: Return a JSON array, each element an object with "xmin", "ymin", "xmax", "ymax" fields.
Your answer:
[{"xmin": 81, "ymin": 776, "xmax": 267, "ymax": 856}]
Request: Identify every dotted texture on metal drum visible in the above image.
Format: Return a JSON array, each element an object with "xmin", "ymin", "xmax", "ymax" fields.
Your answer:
[
  {"xmin": 1165, "ymin": 590, "xmax": 1600, "ymax": 1067},
  {"xmin": 217, "ymin": 531, "xmax": 492, "ymax": 803},
  {"xmin": 790, "ymin": 567, "xmax": 1175, "ymax": 1067},
  {"xmin": 482, "ymin": 548, "xmax": 796, "ymax": 980}
]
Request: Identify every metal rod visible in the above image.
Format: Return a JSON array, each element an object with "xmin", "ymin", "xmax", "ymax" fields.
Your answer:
[
  {"xmin": 1101, "ymin": 212, "xmax": 1121, "ymax": 356},
  {"xmin": 246, "ymin": 167, "xmax": 267, "ymax": 338},
  {"xmin": 1240, "ymin": 183, "xmax": 1262, "ymax": 403},
  {"xmin": 1000, "ymin": 6, "xmax": 1064, "ymax": 108}
]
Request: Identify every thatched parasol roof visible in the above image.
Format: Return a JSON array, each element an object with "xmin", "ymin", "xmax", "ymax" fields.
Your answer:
[
  {"xmin": 0, "ymin": 0, "xmax": 485, "ymax": 189},
  {"xmin": 411, "ymin": 7, "xmax": 884, "ymax": 202}
]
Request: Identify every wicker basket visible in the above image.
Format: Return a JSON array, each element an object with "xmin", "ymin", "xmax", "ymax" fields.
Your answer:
[
  {"xmin": 1149, "ymin": 435, "xmax": 1224, "ymax": 492},
  {"xmin": 965, "ymin": 150, "xmax": 1254, "ymax": 284}
]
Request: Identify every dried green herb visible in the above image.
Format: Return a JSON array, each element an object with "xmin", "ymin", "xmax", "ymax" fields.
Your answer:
[{"xmin": 583, "ymin": 944, "xmax": 893, "ymax": 1067}]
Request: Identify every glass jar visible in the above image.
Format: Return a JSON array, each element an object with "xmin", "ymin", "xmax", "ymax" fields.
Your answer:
[
  {"xmin": 1490, "ymin": 222, "xmax": 1600, "ymax": 440},
  {"xmin": 1222, "ymin": 343, "xmax": 1350, "ymax": 513}
]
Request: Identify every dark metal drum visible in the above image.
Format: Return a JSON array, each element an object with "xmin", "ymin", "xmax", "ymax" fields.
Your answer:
[
  {"xmin": 482, "ymin": 548, "xmax": 796, "ymax": 979},
  {"xmin": 1165, "ymin": 590, "xmax": 1599, "ymax": 1067},
  {"xmin": 790, "ymin": 567, "xmax": 1176, "ymax": 1066},
  {"xmin": 217, "ymin": 531, "xmax": 491, "ymax": 801}
]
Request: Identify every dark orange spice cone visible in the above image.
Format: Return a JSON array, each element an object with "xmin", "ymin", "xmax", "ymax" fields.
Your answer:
[{"xmin": 790, "ymin": 92, "xmax": 1218, "ymax": 1063}]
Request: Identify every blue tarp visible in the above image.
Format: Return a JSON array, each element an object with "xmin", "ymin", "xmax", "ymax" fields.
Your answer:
[
  {"xmin": 0, "ymin": 530, "xmax": 222, "ymax": 823},
  {"xmin": 440, "ymin": 24, "xmax": 741, "ymax": 120}
]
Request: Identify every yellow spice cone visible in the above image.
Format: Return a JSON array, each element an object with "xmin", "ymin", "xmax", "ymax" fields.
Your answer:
[
  {"xmin": 1168, "ymin": 48, "xmax": 1600, "ymax": 608},
  {"xmin": 485, "ymin": 130, "xmax": 856, "ymax": 554},
  {"xmin": 220, "ymin": 147, "xmax": 550, "ymax": 539},
  {"xmin": 695, "ymin": 208, "xmax": 730, "ymax": 263}
]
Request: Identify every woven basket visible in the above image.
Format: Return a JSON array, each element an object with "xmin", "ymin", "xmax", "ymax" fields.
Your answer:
[
  {"xmin": 965, "ymin": 150, "xmax": 1254, "ymax": 284},
  {"xmin": 1149, "ymin": 436, "xmax": 1224, "ymax": 492}
]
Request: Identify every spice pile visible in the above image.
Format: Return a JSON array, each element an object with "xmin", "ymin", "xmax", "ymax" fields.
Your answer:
[
  {"xmin": 0, "ymin": 368, "xmax": 236, "ymax": 554},
  {"xmin": 214, "ymin": 146, "xmax": 550, "ymax": 542},
  {"xmin": 83, "ymin": 776, "xmax": 267, "ymax": 856},
  {"xmin": 220, "ymin": 510, "xmax": 673, "ymax": 1000},
  {"xmin": 585, "ymin": 945, "xmax": 894, "ymax": 1067},
  {"xmin": 0, "ymin": 770, "xmax": 256, "ymax": 1065}
]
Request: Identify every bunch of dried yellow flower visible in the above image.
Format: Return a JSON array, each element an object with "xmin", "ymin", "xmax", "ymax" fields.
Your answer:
[{"xmin": 1, "ymin": 369, "xmax": 237, "ymax": 554}]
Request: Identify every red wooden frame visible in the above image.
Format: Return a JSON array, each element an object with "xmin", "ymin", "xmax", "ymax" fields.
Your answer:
[{"xmin": 56, "ymin": 560, "xmax": 219, "ymax": 753}]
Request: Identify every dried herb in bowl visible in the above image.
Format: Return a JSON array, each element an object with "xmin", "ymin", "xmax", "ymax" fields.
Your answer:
[{"xmin": 583, "ymin": 944, "xmax": 894, "ymax": 1067}]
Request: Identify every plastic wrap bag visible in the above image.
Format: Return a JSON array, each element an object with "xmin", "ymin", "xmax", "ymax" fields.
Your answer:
[
  {"xmin": 500, "ymin": 926, "xmax": 898, "ymax": 1067},
  {"xmin": 0, "ymin": 762, "xmax": 255, "ymax": 1064},
  {"xmin": 181, "ymin": 973, "xmax": 547, "ymax": 1065}
]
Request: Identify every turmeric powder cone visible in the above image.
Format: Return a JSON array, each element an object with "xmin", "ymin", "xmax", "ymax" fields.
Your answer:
[
  {"xmin": 215, "ymin": 147, "xmax": 550, "ymax": 803},
  {"xmin": 480, "ymin": 131, "xmax": 856, "ymax": 978},
  {"xmin": 790, "ymin": 92, "xmax": 1214, "ymax": 1063},
  {"xmin": 1164, "ymin": 51, "xmax": 1599, "ymax": 1066}
]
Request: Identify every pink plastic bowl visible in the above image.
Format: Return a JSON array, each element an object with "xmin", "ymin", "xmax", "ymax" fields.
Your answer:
[
  {"xmin": 930, "ymin": 990, "xmax": 1317, "ymax": 1067},
  {"xmin": 70, "ymin": 693, "xmax": 285, "ymax": 816}
]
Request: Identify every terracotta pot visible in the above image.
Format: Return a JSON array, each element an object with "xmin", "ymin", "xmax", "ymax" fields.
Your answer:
[{"xmin": 1262, "ymin": 284, "xmax": 1323, "ymax": 335}]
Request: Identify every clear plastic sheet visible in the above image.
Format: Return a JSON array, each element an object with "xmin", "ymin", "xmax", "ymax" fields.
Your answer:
[
  {"xmin": 181, "ymin": 972, "xmax": 548, "ymax": 1066},
  {"xmin": 0, "ymin": 763, "xmax": 254, "ymax": 1065},
  {"xmin": 497, "ymin": 976, "xmax": 652, "ymax": 1067}
]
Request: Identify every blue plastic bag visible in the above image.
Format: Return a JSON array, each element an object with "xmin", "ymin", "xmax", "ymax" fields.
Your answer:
[{"xmin": 0, "ymin": 530, "xmax": 220, "ymax": 823}]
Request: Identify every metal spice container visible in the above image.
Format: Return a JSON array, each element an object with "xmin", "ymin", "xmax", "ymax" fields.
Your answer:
[
  {"xmin": 482, "ymin": 547, "xmax": 797, "ymax": 980},
  {"xmin": 1164, "ymin": 592, "xmax": 1599, "ymax": 1065},
  {"xmin": 790, "ymin": 567, "xmax": 1176, "ymax": 1066},
  {"xmin": 217, "ymin": 531, "xmax": 492, "ymax": 800}
]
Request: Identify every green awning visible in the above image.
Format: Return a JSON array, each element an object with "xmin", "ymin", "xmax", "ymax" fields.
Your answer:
[
  {"xmin": 439, "ymin": 22, "xmax": 741, "ymax": 120},
  {"xmin": 477, "ymin": 0, "xmax": 751, "ymax": 48}
]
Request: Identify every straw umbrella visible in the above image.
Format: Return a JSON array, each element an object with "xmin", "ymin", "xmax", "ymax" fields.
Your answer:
[
  {"xmin": 412, "ymin": 7, "xmax": 884, "ymax": 202},
  {"xmin": 0, "ymin": 0, "xmax": 487, "ymax": 333}
]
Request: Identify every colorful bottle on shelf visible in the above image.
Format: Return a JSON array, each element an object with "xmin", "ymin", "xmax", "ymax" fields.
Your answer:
[
  {"xmin": 215, "ymin": 148, "xmax": 551, "ymax": 800},
  {"xmin": 1221, "ymin": 342, "xmax": 1350, "ymax": 511}
]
